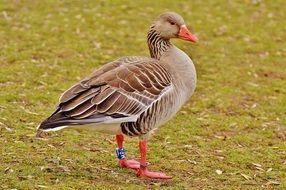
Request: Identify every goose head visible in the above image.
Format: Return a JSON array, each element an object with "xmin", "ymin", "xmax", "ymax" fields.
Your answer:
[{"xmin": 153, "ymin": 12, "xmax": 198, "ymax": 43}]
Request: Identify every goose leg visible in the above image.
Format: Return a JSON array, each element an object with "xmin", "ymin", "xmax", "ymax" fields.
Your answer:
[
  {"xmin": 136, "ymin": 140, "xmax": 172, "ymax": 179},
  {"xmin": 116, "ymin": 134, "xmax": 140, "ymax": 169}
]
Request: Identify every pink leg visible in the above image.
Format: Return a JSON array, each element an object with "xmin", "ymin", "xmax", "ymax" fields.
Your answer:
[
  {"xmin": 136, "ymin": 140, "xmax": 172, "ymax": 179},
  {"xmin": 116, "ymin": 134, "xmax": 140, "ymax": 170}
]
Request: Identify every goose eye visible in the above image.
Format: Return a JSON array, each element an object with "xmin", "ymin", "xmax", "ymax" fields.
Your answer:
[{"xmin": 170, "ymin": 21, "xmax": 175, "ymax": 25}]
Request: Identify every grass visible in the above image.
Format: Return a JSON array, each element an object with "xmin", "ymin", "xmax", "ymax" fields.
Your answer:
[{"xmin": 1, "ymin": 0, "xmax": 286, "ymax": 189}]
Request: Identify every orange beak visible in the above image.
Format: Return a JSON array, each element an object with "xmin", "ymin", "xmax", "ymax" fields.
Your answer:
[{"xmin": 178, "ymin": 25, "xmax": 198, "ymax": 43}]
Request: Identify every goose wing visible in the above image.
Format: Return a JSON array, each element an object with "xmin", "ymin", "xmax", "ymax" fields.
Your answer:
[{"xmin": 38, "ymin": 56, "xmax": 172, "ymax": 130}]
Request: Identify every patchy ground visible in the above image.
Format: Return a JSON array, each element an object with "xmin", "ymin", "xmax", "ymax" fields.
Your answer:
[{"xmin": 0, "ymin": 0, "xmax": 285, "ymax": 189}]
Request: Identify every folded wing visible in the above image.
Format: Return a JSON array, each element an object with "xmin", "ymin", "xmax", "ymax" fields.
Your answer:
[{"xmin": 38, "ymin": 56, "xmax": 172, "ymax": 130}]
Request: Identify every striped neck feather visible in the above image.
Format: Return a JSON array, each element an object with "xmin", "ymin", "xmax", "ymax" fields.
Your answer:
[{"xmin": 147, "ymin": 25, "xmax": 171, "ymax": 60}]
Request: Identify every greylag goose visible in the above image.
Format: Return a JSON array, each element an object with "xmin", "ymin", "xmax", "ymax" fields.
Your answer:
[{"xmin": 37, "ymin": 12, "xmax": 198, "ymax": 179}]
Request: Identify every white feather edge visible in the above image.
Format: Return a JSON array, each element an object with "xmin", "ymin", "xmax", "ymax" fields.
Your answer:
[{"xmin": 40, "ymin": 125, "xmax": 69, "ymax": 132}]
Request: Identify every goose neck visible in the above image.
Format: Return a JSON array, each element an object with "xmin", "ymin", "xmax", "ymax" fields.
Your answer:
[{"xmin": 147, "ymin": 26, "xmax": 171, "ymax": 60}]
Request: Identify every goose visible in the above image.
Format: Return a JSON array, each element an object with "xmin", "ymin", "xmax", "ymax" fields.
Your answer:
[{"xmin": 37, "ymin": 11, "xmax": 198, "ymax": 179}]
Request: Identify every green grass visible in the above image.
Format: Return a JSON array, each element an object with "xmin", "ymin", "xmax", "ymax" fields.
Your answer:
[{"xmin": 1, "ymin": 0, "xmax": 286, "ymax": 189}]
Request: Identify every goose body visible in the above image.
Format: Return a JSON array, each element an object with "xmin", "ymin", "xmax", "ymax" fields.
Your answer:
[{"xmin": 37, "ymin": 12, "xmax": 198, "ymax": 179}]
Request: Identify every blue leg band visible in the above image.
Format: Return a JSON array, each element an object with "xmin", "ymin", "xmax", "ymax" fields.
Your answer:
[{"xmin": 116, "ymin": 148, "xmax": 126, "ymax": 160}]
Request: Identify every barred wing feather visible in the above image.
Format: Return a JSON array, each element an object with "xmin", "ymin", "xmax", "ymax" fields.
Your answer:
[{"xmin": 38, "ymin": 56, "xmax": 172, "ymax": 130}]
